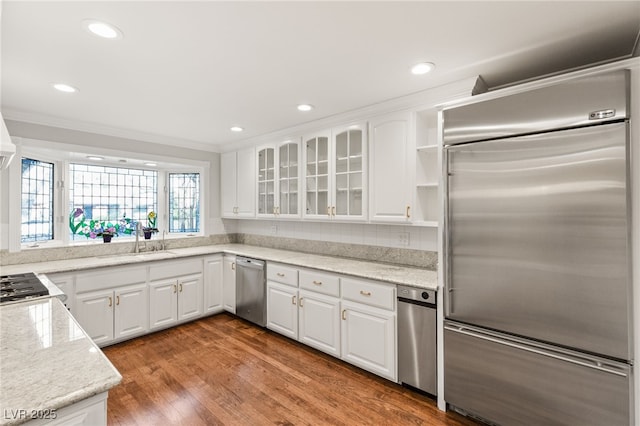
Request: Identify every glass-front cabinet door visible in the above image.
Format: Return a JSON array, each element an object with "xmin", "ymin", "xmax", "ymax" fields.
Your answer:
[
  {"xmin": 334, "ymin": 126, "xmax": 364, "ymax": 218},
  {"xmin": 257, "ymin": 147, "xmax": 275, "ymax": 215},
  {"xmin": 303, "ymin": 123, "xmax": 367, "ymax": 221},
  {"xmin": 278, "ymin": 141, "xmax": 300, "ymax": 216},
  {"xmin": 304, "ymin": 132, "xmax": 331, "ymax": 218}
]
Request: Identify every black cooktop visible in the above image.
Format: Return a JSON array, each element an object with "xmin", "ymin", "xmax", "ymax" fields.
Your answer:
[{"xmin": 0, "ymin": 273, "xmax": 49, "ymax": 303}]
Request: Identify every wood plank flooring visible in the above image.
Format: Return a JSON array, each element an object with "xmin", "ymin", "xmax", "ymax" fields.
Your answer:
[{"xmin": 103, "ymin": 313, "xmax": 479, "ymax": 426}]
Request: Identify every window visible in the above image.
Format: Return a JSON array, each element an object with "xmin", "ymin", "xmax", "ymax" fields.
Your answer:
[
  {"xmin": 169, "ymin": 173, "xmax": 200, "ymax": 233},
  {"xmin": 21, "ymin": 158, "xmax": 54, "ymax": 242},
  {"xmin": 69, "ymin": 164, "xmax": 157, "ymax": 239}
]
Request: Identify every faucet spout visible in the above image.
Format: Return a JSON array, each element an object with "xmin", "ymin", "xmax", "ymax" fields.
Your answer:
[{"xmin": 134, "ymin": 222, "xmax": 141, "ymax": 253}]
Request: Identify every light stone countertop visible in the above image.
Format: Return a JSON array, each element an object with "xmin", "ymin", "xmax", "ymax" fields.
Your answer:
[
  {"xmin": 1, "ymin": 244, "xmax": 438, "ymax": 290},
  {"xmin": 0, "ymin": 297, "xmax": 122, "ymax": 425}
]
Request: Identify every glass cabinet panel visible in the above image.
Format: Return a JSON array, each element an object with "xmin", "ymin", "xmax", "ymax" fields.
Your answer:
[
  {"xmin": 257, "ymin": 147, "xmax": 275, "ymax": 215},
  {"xmin": 305, "ymin": 136, "xmax": 330, "ymax": 216},
  {"xmin": 334, "ymin": 129, "xmax": 363, "ymax": 217},
  {"xmin": 278, "ymin": 142, "xmax": 299, "ymax": 215}
]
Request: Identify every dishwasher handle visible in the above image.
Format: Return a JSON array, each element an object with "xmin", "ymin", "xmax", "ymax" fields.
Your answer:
[{"xmin": 236, "ymin": 256, "xmax": 265, "ymax": 269}]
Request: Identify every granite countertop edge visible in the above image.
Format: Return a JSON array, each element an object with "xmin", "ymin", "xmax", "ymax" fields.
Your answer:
[{"xmin": 0, "ymin": 244, "xmax": 438, "ymax": 290}]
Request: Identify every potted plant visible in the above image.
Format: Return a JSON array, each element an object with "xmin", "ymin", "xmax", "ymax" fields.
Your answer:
[
  {"xmin": 143, "ymin": 211, "xmax": 159, "ymax": 240},
  {"xmin": 69, "ymin": 208, "xmax": 135, "ymax": 242}
]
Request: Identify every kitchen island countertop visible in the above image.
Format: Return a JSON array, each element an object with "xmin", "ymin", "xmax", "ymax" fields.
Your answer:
[
  {"xmin": 0, "ymin": 297, "xmax": 121, "ymax": 425},
  {"xmin": 1, "ymin": 244, "xmax": 437, "ymax": 290}
]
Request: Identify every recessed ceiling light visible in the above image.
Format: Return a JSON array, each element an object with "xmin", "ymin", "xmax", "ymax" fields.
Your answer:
[
  {"xmin": 52, "ymin": 83, "xmax": 78, "ymax": 93},
  {"xmin": 297, "ymin": 104, "xmax": 314, "ymax": 112},
  {"xmin": 411, "ymin": 62, "xmax": 435, "ymax": 75},
  {"xmin": 230, "ymin": 126, "xmax": 244, "ymax": 132},
  {"xmin": 87, "ymin": 155, "xmax": 104, "ymax": 161},
  {"xmin": 82, "ymin": 19, "xmax": 123, "ymax": 39}
]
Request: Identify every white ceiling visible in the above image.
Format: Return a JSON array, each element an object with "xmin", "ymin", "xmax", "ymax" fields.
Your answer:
[{"xmin": 2, "ymin": 1, "xmax": 639, "ymax": 152}]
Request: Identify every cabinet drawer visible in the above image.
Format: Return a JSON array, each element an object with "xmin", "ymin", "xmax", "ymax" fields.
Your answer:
[
  {"xmin": 149, "ymin": 258, "xmax": 202, "ymax": 281},
  {"xmin": 267, "ymin": 263, "xmax": 299, "ymax": 287},
  {"xmin": 342, "ymin": 277, "xmax": 395, "ymax": 311},
  {"xmin": 299, "ymin": 269, "xmax": 340, "ymax": 297}
]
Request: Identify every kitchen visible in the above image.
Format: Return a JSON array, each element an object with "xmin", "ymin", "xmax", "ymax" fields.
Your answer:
[{"xmin": 1, "ymin": 1, "xmax": 640, "ymax": 425}]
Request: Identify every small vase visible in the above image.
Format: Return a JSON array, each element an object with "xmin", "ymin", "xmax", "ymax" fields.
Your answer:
[
  {"xmin": 103, "ymin": 234, "xmax": 112, "ymax": 243},
  {"xmin": 144, "ymin": 231, "xmax": 152, "ymax": 240}
]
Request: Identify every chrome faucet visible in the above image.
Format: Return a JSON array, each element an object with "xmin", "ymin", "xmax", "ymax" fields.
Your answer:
[
  {"xmin": 161, "ymin": 230, "xmax": 168, "ymax": 251},
  {"xmin": 134, "ymin": 222, "xmax": 141, "ymax": 253}
]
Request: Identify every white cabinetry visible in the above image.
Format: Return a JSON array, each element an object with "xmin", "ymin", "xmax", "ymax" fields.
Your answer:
[
  {"xmin": 303, "ymin": 123, "xmax": 367, "ymax": 221},
  {"xmin": 29, "ymin": 392, "xmax": 108, "ymax": 426},
  {"xmin": 257, "ymin": 140, "xmax": 301, "ymax": 218},
  {"xmin": 221, "ymin": 148, "xmax": 256, "ymax": 217},
  {"xmin": 369, "ymin": 112, "xmax": 414, "ymax": 223},
  {"xmin": 223, "ymin": 254, "xmax": 236, "ymax": 313},
  {"xmin": 266, "ymin": 280, "xmax": 299, "ymax": 339},
  {"xmin": 204, "ymin": 255, "xmax": 224, "ymax": 315},
  {"xmin": 414, "ymin": 109, "xmax": 440, "ymax": 226},
  {"xmin": 46, "ymin": 272, "xmax": 75, "ymax": 312},
  {"xmin": 74, "ymin": 266, "xmax": 148, "ymax": 347},
  {"xmin": 340, "ymin": 277, "xmax": 397, "ymax": 381},
  {"xmin": 267, "ymin": 264, "xmax": 342, "ymax": 357},
  {"xmin": 149, "ymin": 258, "xmax": 203, "ymax": 331}
]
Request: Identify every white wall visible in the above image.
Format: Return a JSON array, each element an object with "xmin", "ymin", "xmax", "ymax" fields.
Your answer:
[{"xmin": 225, "ymin": 219, "xmax": 438, "ymax": 251}]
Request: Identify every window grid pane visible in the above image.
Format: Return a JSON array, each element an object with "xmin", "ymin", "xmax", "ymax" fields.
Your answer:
[
  {"xmin": 169, "ymin": 173, "xmax": 200, "ymax": 233},
  {"xmin": 69, "ymin": 164, "xmax": 157, "ymax": 240},
  {"xmin": 21, "ymin": 158, "xmax": 54, "ymax": 242}
]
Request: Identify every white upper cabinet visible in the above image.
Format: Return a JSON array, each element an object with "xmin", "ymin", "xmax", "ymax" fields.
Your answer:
[
  {"xmin": 221, "ymin": 148, "xmax": 255, "ymax": 218},
  {"xmin": 303, "ymin": 123, "xmax": 367, "ymax": 221},
  {"xmin": 257, "ymin": 139, "xmax": 301, "ymax": 218},
  {"xmin": 369, "ymin": 112, "xmax": 415, "ymax": 223}
]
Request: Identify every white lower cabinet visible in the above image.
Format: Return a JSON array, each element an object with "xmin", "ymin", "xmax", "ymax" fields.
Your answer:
[
  {"xmin": 29, "ymin": 392, "xmax": 108, "ymax": 426},
  {"xmin": 223, "ymin": 254, "xmax": 236, "ymax": 313},
  {"xmin": 298, "ymin": 289, "xmax": 341, "ymax": 357},
  {"xmin": 204, "ymin": 255, "xmax": 224, "ymax": 314},
  {"xmin": 266, "ymin": 281, "xmax": 298, "ymax": 339},
  {"xmin": 75, "ymin": 283, "xmax": 148, "ymax": 347},
  {"xmin": 149, "ymin": 273, "xmax": 203, "ymax": 331},
  {"xmin": 266, "ymin": 263, "xmax": 397, "ymax": 380},
  {"xmin": 74, "ymin": 266, "xmax": 148, "ymax": 347},
  {"xmin": 341, "ymin": 300, "xmax": 396, "ymax": 381}
]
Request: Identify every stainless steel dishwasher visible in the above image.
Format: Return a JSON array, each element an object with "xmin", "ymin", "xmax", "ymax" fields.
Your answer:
[
  {"xmin": 398, "ymin": 285, "xmax": 437, "ymax": 395},
  {"xmin": 235, "ymin": 256, "xmax": 266, "ymax": 327}
]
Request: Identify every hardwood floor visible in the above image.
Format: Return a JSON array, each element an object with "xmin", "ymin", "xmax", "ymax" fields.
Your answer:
[{"xmin": 103, "ymin": 313, "xmax": 479, "ymax": 426}]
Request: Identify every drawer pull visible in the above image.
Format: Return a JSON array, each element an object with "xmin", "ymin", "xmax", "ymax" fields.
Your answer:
[
  {"xmin": 341, "ymin": 309, "xmax": 347, "ymax": 320},
  {"xmin": 108, "ymin": 296, "xmax": 112, "ymax": 307},
  {"xmin": 406, "ymin": 205, "xmax": 411, "ymax": 219},
  {"xmin": 360, "ymin": 290, "xmax": 372, "ymax": 297},
  {"xmin": 292, "ymin": 295, "xmax": 297, "ymax": 305},
  {"xmin": 277, "ymin": 273, "xmax": 286, "ymax": 277},
  {"xmin": 173, "ymin": 284, "xmax": 177, "ymax": 294},
  {"xmin": 231, "ymin": 262, "xmax": 236, "ymax": 271},
  {"xmin": 116, "ymin": 295, "xmax": 120, "ymax": 306},
  {"xmin": 179, "ymin": 283, "xmax": 183, "ymax": 293},
  {"xmin": 299, "ymin": 297, "xmax": 304, "ymax": 307},
  {"xmin": 313, "ymin": 280, "xmax": 323, "ymax": 286}
]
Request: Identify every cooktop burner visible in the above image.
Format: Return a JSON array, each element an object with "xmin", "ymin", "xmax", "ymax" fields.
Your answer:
[{"xmin": 0, "ymin": 273, "xmax": 49, "ymax": 303}]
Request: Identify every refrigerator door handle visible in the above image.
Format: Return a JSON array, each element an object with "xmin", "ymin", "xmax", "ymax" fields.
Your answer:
[
  {"xmin": 443, "ymin": 147, "xmax": 454, "ymax": 316},
  {"xmin": 444, "ymin": 324, "xmax": 629, "ymax": 378}
]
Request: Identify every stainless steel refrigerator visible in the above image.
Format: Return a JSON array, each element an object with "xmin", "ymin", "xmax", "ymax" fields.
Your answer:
[{"xmin": 443, "ymin": 69, "xmax": 633, "ymax": 425}]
